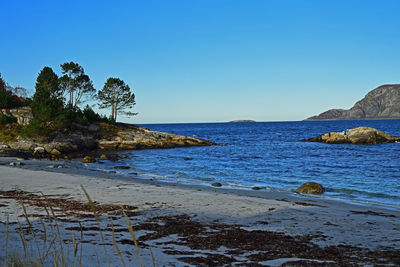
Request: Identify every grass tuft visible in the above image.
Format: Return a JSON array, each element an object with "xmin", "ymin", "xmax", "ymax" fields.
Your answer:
[{"xmin": 3, "ymin": 187, "xmax": 152, "ymax": 267}]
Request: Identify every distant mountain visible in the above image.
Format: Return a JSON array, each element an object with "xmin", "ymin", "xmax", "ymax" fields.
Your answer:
[{"xmin": 306, "ymin": 84, "xmax": 400, "ymax": 120}]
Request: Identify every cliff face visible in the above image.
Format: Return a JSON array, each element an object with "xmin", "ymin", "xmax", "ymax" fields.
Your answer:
[
  {"xmin": 306, "ymin": 84, "xmax": 400, "ymax": 120},
  {"xmin": 0, "ymin": 106, "xmax": 33, "ymax": 125}
]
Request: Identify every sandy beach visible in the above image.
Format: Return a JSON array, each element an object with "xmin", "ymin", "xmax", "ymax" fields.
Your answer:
[{"xmin": 1, "ymin": 159, "xmax": 399, "ymax": 266}]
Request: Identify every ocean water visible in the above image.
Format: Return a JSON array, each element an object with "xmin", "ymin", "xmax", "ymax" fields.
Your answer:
[{"xmin": 84, "ymin": 120, "xmax": 400, "ymax": 207}]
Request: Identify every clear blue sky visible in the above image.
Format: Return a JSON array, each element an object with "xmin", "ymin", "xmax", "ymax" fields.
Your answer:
[{"xmin": 1, "ymin": 0, "xmax": 400, "ymax": 123}]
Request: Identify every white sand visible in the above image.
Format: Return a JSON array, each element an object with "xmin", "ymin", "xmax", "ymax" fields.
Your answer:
[{"xmin": 1, "ymin": 162, "xmax": 399, "ymax": 266}]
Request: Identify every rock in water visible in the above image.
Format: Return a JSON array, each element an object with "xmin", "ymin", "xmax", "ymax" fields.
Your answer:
[
  {"xmin": 99, "ymin": 154, "xmax": 108, "ymax": 160},
  {"xmin": 114, "ymin": 166, "xmax": 130, "ymax": 169},
  {"xmin": 212, "ymin": 182, "xmax": 222, "ymax": 187},
  {"xmin": 296, "ymin": 182, "xmax": 324, "ymax": 194},
  {"xmin": 82, "ymin": 156, "xmax": 96, "ymax": 163},
  {"xmin": 303, "ymin": 127, "xmax": 400, "ymax": 144}
]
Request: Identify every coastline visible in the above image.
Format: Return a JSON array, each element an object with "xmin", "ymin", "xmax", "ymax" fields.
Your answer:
[{"xmin": 1, "ymin": 160, "xmax": 399, "ymax": 265}]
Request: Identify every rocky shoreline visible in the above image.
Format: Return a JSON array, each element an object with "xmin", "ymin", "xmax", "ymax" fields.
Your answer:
[{"xmin": 0, "ymin": 122, "xmax": 215, "ymax": 159}]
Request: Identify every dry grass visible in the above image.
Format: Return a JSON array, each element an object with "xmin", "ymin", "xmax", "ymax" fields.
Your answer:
[
  {"xmin": 2, "ymin": 186, "xmax": 153, "ymax": 267},
  {"xmin": 0, "ymin": 123, "xmax": 21, "ymax": 143}
]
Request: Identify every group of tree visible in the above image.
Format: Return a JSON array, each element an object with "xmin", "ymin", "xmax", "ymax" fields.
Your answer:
[
  {"xmin": 1, "ymin": 62, "xmax": 137, "ymax": 136},
  {"xmin": 0, "ymin": 74, "xmax": 28, "ymax": 109}
]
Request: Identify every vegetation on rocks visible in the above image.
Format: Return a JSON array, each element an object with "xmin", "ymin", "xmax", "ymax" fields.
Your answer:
[
  {"xmin": 0, "ymin": 63, "xmax": 214, "ymax": 157},
  {"xmin": 0, "ymin": 62, "xmax": 127, "ymax": 141}
]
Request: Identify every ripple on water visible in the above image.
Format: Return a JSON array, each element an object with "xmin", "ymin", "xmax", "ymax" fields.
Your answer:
[{"xmin": 82, "ymin": 120, "xmax": 400, "ymax": 207}]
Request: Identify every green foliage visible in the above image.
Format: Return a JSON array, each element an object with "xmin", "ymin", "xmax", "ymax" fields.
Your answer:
[
  {"xmin": 82, "ymin": 105, "xmax": 112, "ymax": 123},
  {"xmin": 25, "ymin": 67, "xmax": 68, "ymax": 137},
  {"xmin": 0, "ymin": 74, "xmax": 25, "ymax": 109},
  {"xmin": 19, "ymin": 118, "xmax": 51, "ymax": 138},
  {"xmin": 97, "ymin": 77, "xmax": 137, "ymax": 121},
  {"xmin": 60, "ymin": 62, "xmax": 95, "ymax": 108},
  {"xmin": 31, "ymin": 67, "xmax": 65, "ymax": 123},
  {"xmin": 0, "ymin": 114, "xmax": 17, "ymax": 125}
]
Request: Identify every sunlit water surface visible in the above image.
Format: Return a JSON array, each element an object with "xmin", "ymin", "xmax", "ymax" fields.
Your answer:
[{"xmin": 82, "ymin": 120, "xmax": 400, "ymax": 207}]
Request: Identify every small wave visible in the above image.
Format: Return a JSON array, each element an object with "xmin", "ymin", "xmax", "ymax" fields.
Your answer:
[
  {"xmin": 193, "ymin": 176, "xmax": 214, "ymax": 182},
  {"xmin": 329, "ymin": 187, "xmax": 400, "ymax": 200}
]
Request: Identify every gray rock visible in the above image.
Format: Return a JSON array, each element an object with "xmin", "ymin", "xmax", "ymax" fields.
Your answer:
[
  {"xmin": 9, "ymin": 140, "xmax": 35, "ymax": 151},
  {"xmin": 88, "ymin": 124, "xmax": 100, "ymax": 132},
  {"xmin": 10, "ymin": 161, "xmax": 24, "ymax": 166},
  {"xmin": 34, "ymin": 146, "xmax": 45, "ymax": 154},
  {"xmin": 212, "ymin": 182, "xmax": 222, "ymax": 187}
]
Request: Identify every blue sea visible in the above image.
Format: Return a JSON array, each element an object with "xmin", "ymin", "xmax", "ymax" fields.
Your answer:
[{"xmin": 84, "ymin": 120, "xmax": 400, "ymax": 207}]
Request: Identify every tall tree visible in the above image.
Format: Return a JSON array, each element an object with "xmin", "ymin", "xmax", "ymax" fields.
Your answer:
[
  {"xmin": 31, "ymin": 67, "xmax": 64, "ymax": 122},
  {"xmin": 0, "ymin": 73, "xmax": 11, "ymax": 108},
  {"xmin": 97, "ymin": 77, "xmax": 137, "ymax": 122},
  {"xmin": 59, "ymin": 62, "xmax": 95, "ymax": 108}
]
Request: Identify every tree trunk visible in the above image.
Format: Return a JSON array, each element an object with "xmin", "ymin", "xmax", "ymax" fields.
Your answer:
[
  {"xmin": 69, "ymin": 73, "xmax": 74, "ymax": 107},
  {"xmin": 112, "ymin": 86, "xmax": 115, "ymax": 121}
]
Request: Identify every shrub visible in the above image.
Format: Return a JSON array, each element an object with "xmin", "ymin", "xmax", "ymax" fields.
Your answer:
[
  {"xmin": 0, "ymin": 114, "xmax": 17, "ymax": 125},
  {"xmin": 19, "ymin": 118, "xmax": 51, "ymax": 138},
  {"xmin": 82, "ymin": 105, "xmax": 113, "ymax": 124},
  {"xmin": 0, "ymin": 74, "xmax": 25, "ymax": 109}
]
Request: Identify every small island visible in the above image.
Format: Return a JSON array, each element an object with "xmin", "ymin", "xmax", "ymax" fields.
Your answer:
[{"xmin": 229, "ymin": 120, "xmax": 256, "ymax": 123}]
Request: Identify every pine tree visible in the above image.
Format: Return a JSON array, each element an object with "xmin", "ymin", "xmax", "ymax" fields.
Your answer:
[
  {"xmin": 59, "ymin": 62, "xmax": 95, "ymax": 108},
  {"xmin": 31, "ymin": 67, "xmax": 64, "ymax": 122},
  {"xmin": 97, "ymin": 77, "xmax": 137, "ymax": 122}
]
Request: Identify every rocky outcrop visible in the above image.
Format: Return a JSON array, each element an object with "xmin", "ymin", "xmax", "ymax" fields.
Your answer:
[
  {"xmin": 5, "ymin": 134, "xmax": 98, "ymax": 156},
  {"xmin": 306, "ymin": 84, "xmax": 400, "ymax": 120},
  {"xmin": 97, "ymin": 125, "xmax": 214, "ymax": 151},
  {"xmin": 0, "ymin": 123, "xmax": 215, "ymax": 157},
  {"xmin": 303, "ymin": 127, "xmax": 400, "ymax": 144},
  {"xmin": 0, "ymin": 106, "xmax": 33, "ymax": 125},
  {"xmin": 296, "ymin": 182, "xmax": 324, "ymax": 194}
]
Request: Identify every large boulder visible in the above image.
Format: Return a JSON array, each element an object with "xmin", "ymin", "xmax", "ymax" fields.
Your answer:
[
  {"xmin": 303, "ymin": 127, "xmax": 400, "ymax": 144},
  {"xmin": 296, "ymin": 182, "xmax": 324, "ymax": 194}
]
